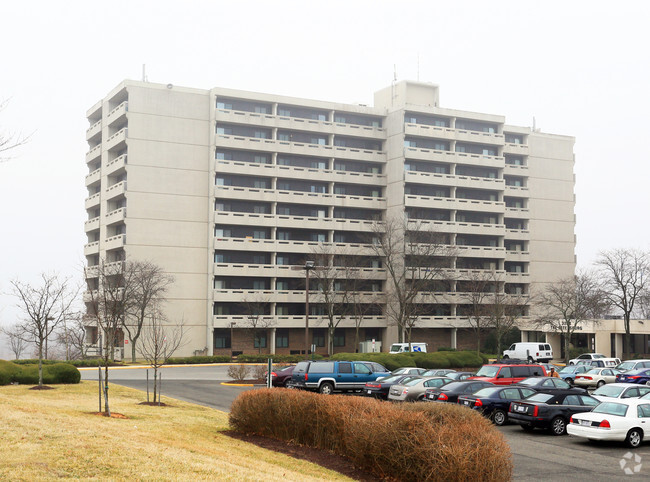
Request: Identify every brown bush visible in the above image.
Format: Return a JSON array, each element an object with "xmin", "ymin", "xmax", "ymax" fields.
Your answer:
[
  {"xmin": 229, "ymin": 389, "xmax": 512, "ymax": 481},
  {"xmin": 227, "ymin": 364, "xmax": 251, "ymax": 381}
]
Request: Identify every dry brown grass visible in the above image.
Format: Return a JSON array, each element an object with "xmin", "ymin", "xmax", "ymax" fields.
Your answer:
[{"xmin": 0, "ymin": 382, "xmax": 354, "ymax": 481}]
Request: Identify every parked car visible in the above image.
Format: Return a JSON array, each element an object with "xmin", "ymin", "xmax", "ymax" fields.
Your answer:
[
  {"xmin": 591, "ymin": 383, "xmax": 650, "ymax": 402},
  {"xmin": 616, "ymin": 359, "xmax": 650, "ymax": 372},
  {"xmin": 267, "ymin": 365, "xmax": 295, "ymax": 387},
  {"xmin": 457, "ymin": 386, "xmax": 537, "ymax": 426},
  {"xmin": 616, "ymin": 368, "xmax": 650, "ymax": 384},
  {"xmin": 557, "ymin": 365, "xmax": 590, "ymax": 385},
  {"xmin": 424, "ymin": 380, "xmax": 494, "ymax": 403},
  {"xmin": 575, "ymin": 358, "xmax": 621, "ymax": 368},
  {"xmin": 388, "ymin": 376, "xmax": 453, "ymax": 402},
  {"xmin": 502, "ymin": 342, "xmax": 553, "ymax": 363},
  {"xmin": 291, "ymin": 360, "xmax": 391, "ymax": 394},
  {"xmin": 470, "ymin": 364, "xmax": 546, "ymax": 385},
  {"xmin": 390, "ymin": 367, "xmax": 426, "ymax": 377},
  {"xmin": 569, "ymin": 353, "xmax": 605, "ymax": 366},
  {"xmin": 574, "ymin": 368, "xmax": 622, "ymax": 389},
  {"xmin": 515, "ymin": 377, "xmax": 588, "ymax": 395},
  {"xmin": 509, "ymin": 391, "xmax": 600, "ymax": 435},
  {"xmin": 363, "ymin": 374, "xmax": 420, "ymax": 400},
  {"xmin": 421, "ymin": 368, "xmax": 457, "ymax": 377},
  {"xmin": 568, "ymin": 399, "xmax": 650, "ymax": 447},
  {"xmin": 446, "ymin": 371, "xmax": 474, "ymax": 381}
]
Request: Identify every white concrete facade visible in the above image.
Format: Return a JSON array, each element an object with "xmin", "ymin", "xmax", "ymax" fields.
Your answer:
[{"xmin": 84, "ymin": 80, "xmax": 576, "ymax": 357}]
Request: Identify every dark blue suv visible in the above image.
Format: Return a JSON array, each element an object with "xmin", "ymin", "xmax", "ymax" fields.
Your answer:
[{"xmin": 291, "ymin": 360, "xmax": 390, "ymax": 394}]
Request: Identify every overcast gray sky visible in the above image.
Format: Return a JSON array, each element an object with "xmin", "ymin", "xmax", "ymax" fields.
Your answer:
[{"xmin": 1, "ymin": 1, "xmax": 649, "ymax": 356}]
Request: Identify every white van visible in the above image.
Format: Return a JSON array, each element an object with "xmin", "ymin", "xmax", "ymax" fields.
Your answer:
[
  {"xmin": 389, "ymin": 343, "xmax": 427, "ymax": 354},
  {"xmin": 502, "ymin": 342, "xmax": 553, "ymax": 362}
]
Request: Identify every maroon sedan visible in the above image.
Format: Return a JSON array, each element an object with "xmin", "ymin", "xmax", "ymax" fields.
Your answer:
[{"xmin": 268, "ymin": 365, "xmax": 296, "ymax": 387}]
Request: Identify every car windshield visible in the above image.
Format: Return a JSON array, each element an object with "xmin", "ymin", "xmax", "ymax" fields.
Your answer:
[
  {"xmin": 593, "ymin": 354, "xmax": 605, "ymax": 359},
  {"xmin": 447, "ymin": 372, "xmax": 467, "ymax": 379},
  {"xmin": 404, "ymin": 377, "xmax": 424, "ymax": 387},
  {"xmin": 473, "ymin": 387, "xmax": 502, "ymax": 397},
  {"xmin": 592, "ymin": 402, "xmax": 628, "ymax": 417},
  {"xmin": 618, "ymin": 362, "xmax": 636, "ymax": 371},
  {"xmin": 586, "ymin": 369, "xmax": 602, "ymax": 375},
  {"xmin": 475, "ymin": 366, "xmax": 500, "ymax": 377},
  {"xmin": 560, "ymin": 366, "xmax": 579, "ymax": 374},
  {"xmin": 378, "ymin": 375, "xmax": 402, "ymax": 384},
  {"xmin": 392, "ymin": 368, "xmax": 412, "ymax": 375},
  {"xmin": 440, "ymin": 382, "xmax": 466, "ymax": 391},
  {"xmin": 525, "ymin": 393, "xmax": 554, "ymax": 403},
  {"xmin": 593, "ymin": 385, "xmax": 625, "ymax": 398}
]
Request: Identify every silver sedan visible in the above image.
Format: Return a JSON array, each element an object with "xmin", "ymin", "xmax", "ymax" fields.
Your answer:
[{"xmin": 388, "ymin": 376, "xmax": 452, "ymax": 402}]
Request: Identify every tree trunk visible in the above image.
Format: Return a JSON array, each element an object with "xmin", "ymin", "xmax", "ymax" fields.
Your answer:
[
  {"xmin": 564, "ymin": 331, "xmax": 571, "ymax": 364},
  {"xmin": 153, "ymin": 366, "xmax": 158, "ymax": 403},
  {"xmin": 354, "ymin": 325, "xmax": 360, "ymax": 353},
  {"xmin": 476, "ymin": 329, "xmax": 481, "ymax": 354},
  {"xmin": 38, "ymin": 343, "xmax": 43, "ymax": 388},
  {"xmin": 131, "ymin": 341, "xmax": 137, "ymax": 363},
  {"xmin": 103, "ymin": 364, "xmax": 111, "ymax": 416}
]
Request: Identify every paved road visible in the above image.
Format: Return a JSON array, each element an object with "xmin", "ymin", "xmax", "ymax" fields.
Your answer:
[{"xmin": 82, "ymin": 366, "xmax": 650, "ymax": 480}]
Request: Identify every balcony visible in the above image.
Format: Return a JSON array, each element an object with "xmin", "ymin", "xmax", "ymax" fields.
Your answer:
[
  {"xmin": 216, "ymin": 134, "xmax": 384, "ymax": 162},
  {"xmin": 212, "ymin": 314, "xmax": 388, "ymax": 329},
  {"xmin": 84, "ymin": 241, "xmax": 100, "ymax": 256},
  {"xmin": 504, "ymin": 185, "xmax": 529, "ymax": 196},
  {"xmin": 105, "ymin": 155, "xmax": 127, "ymax": 177},
  {"xmin": 456, "ymin": 245, "xmax": 506, "ymax": 258},
  {"xmin": 215, "ymin": 108, "xmax": 385, "ymax": 140},
  {"xmin": 503, "ymin": 163, "xmax": 529, "ymax": 175},
  {"xmin": 502, "ymin": 143, "xmax": 529, "ymax": 155},
  {"xmin": 213, "ymin": 211, "xmax": 376, "ymax": 232},
  {"xmin": 404, "ymin": 170, "xmax": 503, "ymax": 190},
  {"xmin": 84, "ymin": 192, "xmax": 100, "ymax": 210},
  {"xmin": 213, "ymin": 237, "xmax": 378, "ymax": 255},
  {"xmin": 505, "ymin": 250, "xmax": 530, "ymax": 262},
  {"xmin": 404, "ymin": 146, "xmax": 504, "ymax": 169},
  {"xmin": 105, "ymin": 127, "xmax": 127, "ymax": 151},
  {"xmin": 104, "ymin": 234, "xmax": 126, "ymax": 250},
  {"xmin": 84, "ymin": 217, "xmax": 100, "ymax": 233},
  {"xmin": 404, "ymin": 123, "xmax": 504, "ymax": 146},
  {"xmin": 85, "ymin": 168, "xmax": 101, "ymax": 187},
  {"xmin": 215, "ymin": 185, "xmax": 386, "ymax": 210},
  {"xmin": 105, "ymin": 207, "xmax": 126, "ymax": 225},
  {"xmin": 504, "ymin": 229, "xmax": 530, "ymax": 240},
  {"xmin": 504, "ymin": 207, "xmax": 529, "ymax": 219},
  {"xmin": 85, "ymin": 144, "xmax": 101, "ymax": 164},
  {"xmin": 504, "ymin": 272, "xmax": 530, "ymax": 282},
  {"xmin": 216, "ymin": 160, "xmax": 385, "ymax": 186},
  {"xmin": 106, "ymin": 101, "xmax": 128, "ymax": 126},
  {"xmin": 105, "ymin": 181, "xmax": 127, "ymax": 200},
  {"xmin": 405, "ymin": 195, "xmax": 504, "ymax": 213},
  {"xmin": 86, "ymin": 120, "xmax": 102, "ymax": 143}
]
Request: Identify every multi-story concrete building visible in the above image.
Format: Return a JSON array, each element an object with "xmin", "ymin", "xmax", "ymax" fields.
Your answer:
[{"xmin": 84, "ymin": 79, "xmax": 575, "ymax": 358}]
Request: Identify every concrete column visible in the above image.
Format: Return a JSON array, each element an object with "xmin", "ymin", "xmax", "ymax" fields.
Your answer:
[
  {"xmin": 450, "ymin": 328, "xmax": 457, "ymax": 349},
  {"xmin": 270, "ymin": 328, "xmax": 276, "ymax": 355}
]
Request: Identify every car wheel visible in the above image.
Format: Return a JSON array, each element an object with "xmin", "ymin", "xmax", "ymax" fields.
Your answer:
[
  {"xmin": 569, "ymin": 362, "xmax": 574, "ymax": 366},
  {"xmin": 597, "ymin": 380, "xmax": 605, "ymax": 388},
  {"xmin": 492, "ymin": 410, "xmax": 507, "ymax": 426},
  {"xmin": 283, "ymin": 378, "xmax": 291, "ymax": 388},
  {"xmin": 521, "ymin": 424, "xmax": 535, "ymax": 432},
  {"xmin": 626, "ymin": 428, "xmax": 643, "ymax": 448},
  {"xmin": 550, "ymin": 416, "xmax": 567, "ymax": 436},
  {"xmin": 566, "ymin": 378, "xmax": 573, "ymax": 386},
  {"xmin": 503, "ymin": 355, "xmax": 509, "ymax": 360},
  {"xmin": 318, "ymin": 382, "xmax": 334, "ymax": 395}
]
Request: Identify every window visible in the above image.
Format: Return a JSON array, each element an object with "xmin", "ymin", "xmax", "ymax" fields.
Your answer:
[
  {"xmin": 501, "ymin": 388, "xmax": 520, "ymax": 399},
  {"xmin": 252, "ymin": 280, "xmax": 266, "ymax": 290},
  {"xmin": 638, "ymin": 404, "xmax": 650, "ymax": 418},
  {"xmin": 498, "ymin": 367, "xmax": 512, "ymax": 378},
  {"xmin": 276, "ymin": 329, "xmax": 289, "ymax": 348},
  {"xmin": 338, "ymin": 362, "xmax": 352, "ymax": 373},
  {"xmin": 213, "ymin": 329, "xmax": 231, "ymax": 349},
  {"xmin": 333, "ymin": 329, "xmax": 345, "ymax": 347},
  {"xmin": 276, "ymin": 280, "xmax": 288, "ymax": 290},
  {"xmin": 309, "ymin": 362, "xmax": 334, "ymax": 373},
  {"xmin": 253, "ymin": 230, "xmax": 267, "ymax": 239},
  {"xmin": 354, "ymin": 362, "xmax": 371, "ymax": 375},
  {"xmin": 313, "ymin": 329, "xmax": 326, "ymax": 347},
  {"xmin": 254, "ymin": 333, "xmax": 267, "ymax": 349},
  {"xmin": 563, "ymin": 395, "xmax": 580, "ymax": 405}
]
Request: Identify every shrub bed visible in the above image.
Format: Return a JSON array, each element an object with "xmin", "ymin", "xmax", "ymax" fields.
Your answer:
[
  {"xmin": 330, "ymin": 350, "xmax": 485, "ymax": 369},
  {"xmin": 230, "ymin": 389, "xmax": 512, "ymax": 481},
  {"xmin": 0, "ymin": 360, "xmax": 81, "ymax": 385},
  {"xmin": 166, "ymin": 355, "xmax": 232, "ymax": 364}
]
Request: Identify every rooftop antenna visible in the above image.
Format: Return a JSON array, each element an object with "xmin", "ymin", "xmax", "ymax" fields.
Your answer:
[
  {"xmin": 142, "ymin": 64, "xmax": 148, "ymax": 82},
  {"xmin": 417, "ymin": 53, "xmax": 420, "ymax": 81},
  {"xmin": 532, "ymin": 116, "xmax": 536, "ymax": 131},
  {"xmin": 391, "ymin": 64, "xmax": 398, "ymax": 107}
]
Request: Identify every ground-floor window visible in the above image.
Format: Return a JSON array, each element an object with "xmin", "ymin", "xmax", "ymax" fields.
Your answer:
[
  {"xmin": 333, "ymin": 328, "xmax": 345, "ymax": 347},
  {"xmin": 214, "ymin": 329, "xmax": 231, "ymax": 349},
  {"xmin": 313, "ymin": 329, "xmax": 326, "ymax": 347},
  {"xmin": 254, "ymin": 332, "xmax": 267, "ymax": 349},
  {"xmin": 276, "ymin": 329, "xmax": 289, "ymax": 348}
]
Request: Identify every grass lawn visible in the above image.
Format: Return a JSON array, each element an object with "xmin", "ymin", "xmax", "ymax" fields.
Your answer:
[{"xmin": 0, "ymin": 381, "xmax": 352, "ymax": 481}]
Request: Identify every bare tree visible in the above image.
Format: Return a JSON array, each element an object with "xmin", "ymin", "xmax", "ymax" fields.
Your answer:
[
  {"xmin": 369, "ymin": 215, "xmax": 455, "ymax": 344},
  {"xmin": 459, "ymin": 271, "xmax": 496, "ymax": 353},
  {"xmin": 596, "ymin": 249, "xmax": 650, "ymax": 355},
  {"xmin": 1, "ymin": 323, "xmax": 29, "ymax": 359},
  {"xmin": 535, "ymin": 271, "xmax": 608, "ymax": 363},
  {"xmin": 241, "ymin": 295, "xmax": 274, "ymax": 354},
  {"xmin": 483, "ymin": 278, "xmax": 529, "ymax": 358},
  {"xmin": 123, "ymin": 261, "xmax": 174, "ymax": 362},
  {"xmin": 310, "ymin": 245, "xmax": 354, "ymax": 356},
  {"xmin": 11, "ymin": 274, "xmax": 77, "ymax": 387},
  {"xmin": 55, "ymin": 312, "xmax": 87, "ymax": 360},
  {"xmin": 84, "ymin": 260, "xmax": 131, "ymax": 415},
  {"xmin": 1, "ymin": 98, "xmax": 31, "ymax": 162},
  {"xmin": 139, "ymin": 311, "xmax": 185, "ymax": 404}
]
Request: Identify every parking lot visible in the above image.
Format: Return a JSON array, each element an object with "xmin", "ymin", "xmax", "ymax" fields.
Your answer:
[{"xmin": 82, "ymin": 366, "xmax": 650, "ymax": 480}]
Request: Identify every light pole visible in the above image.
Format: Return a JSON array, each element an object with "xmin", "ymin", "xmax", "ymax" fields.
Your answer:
[{"xmin": 303, "ymin": 261, "xmax": 315, "ymax": 360}]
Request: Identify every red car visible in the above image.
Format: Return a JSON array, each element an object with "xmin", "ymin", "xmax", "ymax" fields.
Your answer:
[{"xmin": 268, "ymin": 365, "xmax": 295, "ymax": 387}]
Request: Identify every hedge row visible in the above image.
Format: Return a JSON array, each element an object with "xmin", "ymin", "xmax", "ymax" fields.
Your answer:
[
  {"xmin": 330, "ymin": 350, "xmax": 487, "ymax": 370},
  {"xmin": 166, "ymin": 355, "xmax": 232, "ymax": 364},
  {"xmin": 236, "ymin": 354, "xmax": 324, "ymax": 364},
  {"xmin": 0, "ymin": 360, "xmax": 81, "ymax": 385},
  {"xmin": 230, "ymin": 389, "xmax": 512, "ymax": 481}
]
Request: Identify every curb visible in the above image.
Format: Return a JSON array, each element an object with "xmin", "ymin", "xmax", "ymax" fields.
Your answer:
[{"xmin": 220, "ymin": 382, "xmax": 267, "ymax": 387}]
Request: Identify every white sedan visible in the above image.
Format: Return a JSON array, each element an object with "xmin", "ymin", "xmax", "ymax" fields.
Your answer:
[
  {"xmin": 569, "ymin": 353, "xmax": 605, "ymax": 366},
  {"xmin": 568, "ymin": 399, "xmax": 650, "ymax": 448},
  {"xmin": 591, "ymin": 383, "xmax": 650, "ymax": 402}
]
